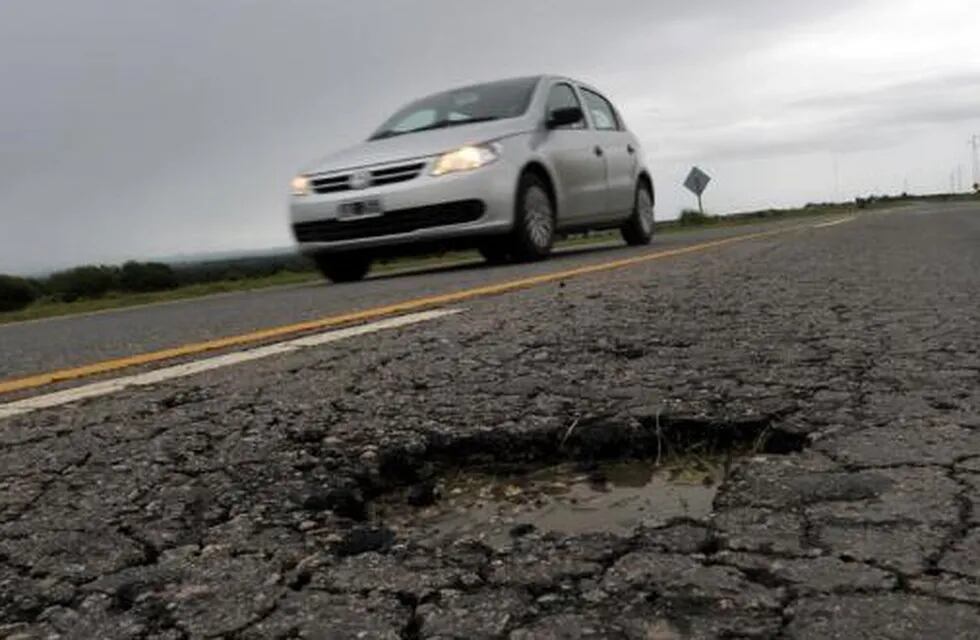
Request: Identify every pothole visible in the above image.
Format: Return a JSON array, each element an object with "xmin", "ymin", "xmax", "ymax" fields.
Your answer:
[
  {"xmin": 322, "ymin": 412, "xmax": 808, "ymax": 550},
  {"xmin": 376, "ymin": 455, "xmax": 729, "ymax": 548}
]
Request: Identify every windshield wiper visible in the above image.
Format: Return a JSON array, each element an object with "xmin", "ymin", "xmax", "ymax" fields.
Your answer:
[{"xmin": 371, "ymin": 116, "xmax": 500, "ymax": 140}]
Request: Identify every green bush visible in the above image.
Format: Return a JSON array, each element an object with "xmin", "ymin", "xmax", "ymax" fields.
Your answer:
[
  {"xmin": 47, "ymin": 265, "xmax": 119, "ymax": 302},
  {"xmin": 678, "ymin": 208, "xmax": 715, "ymax": 226},
  {"xmin": 0, "ymin": 275, "xmax": 39, "ymax": 312},
  {"xmin": 173, "ymin": 254, "xmax": 312, "ymax": 285},
  {"xmin": 119, "ymin": 261, "xmax": 179, "ymax": 292}
]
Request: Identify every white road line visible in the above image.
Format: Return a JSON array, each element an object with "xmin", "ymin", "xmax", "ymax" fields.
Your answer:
[
  {"xmin": 0, "ymin": 308, "xmax": 462, "ymax": 420},
  {"xmin": 813, "ymin": 217, "xmax": 856, "ymax": 229}
]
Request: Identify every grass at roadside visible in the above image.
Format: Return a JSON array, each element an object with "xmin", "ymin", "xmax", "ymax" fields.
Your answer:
[
  {"xmin": 0, "ymin": 203, "xmax": 861, "ymax": 325},
  {"xmin": 0, "ymin": 270, "xmax": 320, "ymax": 324}
]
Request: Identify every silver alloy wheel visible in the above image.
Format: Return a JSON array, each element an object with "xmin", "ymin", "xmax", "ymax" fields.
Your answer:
[
  {"xmin": 524, "ymin": 185, "xmax": 554, "ymax": 249},
  {"xmin": 637, "ymin": 187, "xmax": 654, "ymax": 235}
]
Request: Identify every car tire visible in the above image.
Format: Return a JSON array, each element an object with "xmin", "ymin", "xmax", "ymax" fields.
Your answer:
[
  {"xmin": 621, "ymin": 182, "xmax": 655, "ymax": 246},
  {"xmin": 313, "ymin": 252, "xmax": 372, "ymax": 283},
  {"xmin": 510, "ymin": 172, "xmax": 555, "ymax": 261}
]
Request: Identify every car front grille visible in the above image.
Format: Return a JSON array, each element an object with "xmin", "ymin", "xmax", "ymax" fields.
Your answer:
[
  {"xmin": 310, "ymin": 174, "xmax": 351, "ymax": 195},
  {"xmin": 309, "ymin": 161, "xmax": 427, "ymax": 194},
  {"xmin": 293, "ymin": 200, "xmax": 485, "ymax": 243},
  {"xmin": 370, "ymin": 162, "xmax": 426, "ymax": 187}
]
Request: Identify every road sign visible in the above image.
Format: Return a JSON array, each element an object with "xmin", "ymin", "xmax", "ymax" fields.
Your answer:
[
  {"xmin": 684, "ymin": 167, "xmax": 711, "ymax": 196},
  {"xmin": 684, "ymin": 167, "xmax": 712, "ymax": 214}
]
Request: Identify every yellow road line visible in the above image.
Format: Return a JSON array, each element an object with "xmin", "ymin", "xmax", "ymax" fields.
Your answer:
[
  {"xmin": 0, "ymin": 221, "xmax": 820, "ymax": 396},
  {"xmin": 813, "ymin": 216, "xmax": 856, "ymax": 228},
  {"xmin": 0, "ymin": 310, "xmax": 462, "ymax": 420}
]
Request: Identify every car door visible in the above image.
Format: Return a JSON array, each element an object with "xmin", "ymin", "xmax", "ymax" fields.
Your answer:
[
  {"xmin": 537, "ymin": 81, "xmax": 608, "ymax": 225},
  {"xmin": 580, "ymin": 87, "xmax": 636, "ymax": 219}
]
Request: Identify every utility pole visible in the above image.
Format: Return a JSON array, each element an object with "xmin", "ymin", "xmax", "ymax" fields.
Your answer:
[
  {"xmin": 833, "ymin": 156, "xmax": 841, "ymax": 202},
  {"xmin": 957, "ymin": 165, "xmax": 964, "ymax": 192},
  {"xmin": 970, "ymin": 134, "xmax": 980, "ymax": 189}
]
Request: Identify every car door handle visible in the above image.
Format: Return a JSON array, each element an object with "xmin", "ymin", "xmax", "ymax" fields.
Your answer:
[
  {"xmin": 627, "ymin": 144, "xmax": 635, "ymax": 154},
  {"xmin": 594, "ymin": 146, "xmax": 604, "ymax": 157}
]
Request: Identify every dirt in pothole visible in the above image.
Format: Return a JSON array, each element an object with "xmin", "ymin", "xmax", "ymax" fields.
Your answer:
[{"xmin": 376, "ymin": 455, "xmax": 730, "ymax": 548}]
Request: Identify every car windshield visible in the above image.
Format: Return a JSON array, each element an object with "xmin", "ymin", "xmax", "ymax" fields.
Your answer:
[{"xmin": 370, "ymin": 77, "xmax": 539, "ymax": 140}]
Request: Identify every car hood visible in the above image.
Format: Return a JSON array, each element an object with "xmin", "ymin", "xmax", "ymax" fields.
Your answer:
[{"xmin": 301, "ymin": 117, "xmax": 533, "ymax": 175}]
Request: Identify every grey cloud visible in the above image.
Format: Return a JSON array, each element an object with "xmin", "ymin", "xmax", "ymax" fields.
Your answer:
[
  {"xmin": 793, "ymin": 72, "xmax": 980, "ymax": 131},
  {"xmin": 790, "ymin": 72, "xmax": 980, "ymax": 110},
  {"xmin": 652, "ymin": 71, "xmax": 980, "ymax": 161}
]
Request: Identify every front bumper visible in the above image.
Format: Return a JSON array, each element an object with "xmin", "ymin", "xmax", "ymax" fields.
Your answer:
[{"xmin": 290, "ymin": 158, "xmax": 518, "ymax": 254}]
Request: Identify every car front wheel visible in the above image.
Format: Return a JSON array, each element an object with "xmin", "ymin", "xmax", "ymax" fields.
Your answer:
[
  {"xmin": 510, "ymin": 172, "xmax": 555, "ymax": 261},
  {"xmin": 313, "ymin": 252, "xmax": 372, "ymax": 283}
]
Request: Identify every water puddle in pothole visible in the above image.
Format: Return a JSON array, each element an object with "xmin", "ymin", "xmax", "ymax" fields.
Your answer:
[{"xmin": 377, "ymin": 456, "xmax": 729, "ymax": 547}]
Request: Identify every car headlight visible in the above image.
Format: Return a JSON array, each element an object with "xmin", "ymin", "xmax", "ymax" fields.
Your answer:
[
  {"xmin": 431, "ymin": 144, "xmax": 499, "ymax": 177},
  {"xmin": 291, "ymin": 175, "xmax": 311, "ymax": 197}
]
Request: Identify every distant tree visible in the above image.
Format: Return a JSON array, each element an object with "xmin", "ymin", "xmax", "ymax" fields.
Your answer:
[
  {"xmin": 119, "ymin": 261, "xmax": 179, "ymax": 292},
  {"xmin": 0, "ymin": 275, "xmax": 39, "ymax": 312},
  {"xmin": 46, "ymin": 265, "xmax": 119, "ymax": 301},
  {"xmin": 974, "ymin": 182, "xmax": 979, "ymax": 194}
]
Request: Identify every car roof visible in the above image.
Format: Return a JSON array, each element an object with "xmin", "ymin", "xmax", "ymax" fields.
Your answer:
[
  {"xmin": 426, "ymin": 75, "xmax": 611, "ymax": 103},
  {"xmin": 539, "ymin": 75, "xmax": 606, "ymax": 94},
  {"xmin": 444, "ymin": 75, "xmax": 599, "ymax": 93}
]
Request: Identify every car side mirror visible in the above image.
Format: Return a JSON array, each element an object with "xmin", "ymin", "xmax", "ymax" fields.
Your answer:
[{"xmin": 547, "ymin": 107, "xmax": 584, "ymax": 129}]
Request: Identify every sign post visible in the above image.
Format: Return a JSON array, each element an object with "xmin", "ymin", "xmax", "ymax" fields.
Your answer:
[{"xmin": 684, "ymin": 167, "xmax": 712, "ymax": 214}]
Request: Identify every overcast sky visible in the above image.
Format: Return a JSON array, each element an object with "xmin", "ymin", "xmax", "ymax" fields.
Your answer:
[{"xmin": 2, "ymin": 0, "xmax": 979, "ymax": 274}]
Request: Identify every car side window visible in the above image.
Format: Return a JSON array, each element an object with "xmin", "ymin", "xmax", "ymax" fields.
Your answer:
[
  {"xmin": 545, "ymin": 83, "xmax": 585, "ymax": 129},
  {"xmin": 581, "ymin": 88, "xmax": 620, "ymax": 131}
]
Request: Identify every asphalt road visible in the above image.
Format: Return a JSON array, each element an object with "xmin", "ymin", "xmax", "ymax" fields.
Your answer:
[
  {"xmin": 2, "ymin": 202, "xmax": 980, "ymax": 639},
  {"xmin": 1, "ymin": 217, "xmax": 824, "ymax": 381}
]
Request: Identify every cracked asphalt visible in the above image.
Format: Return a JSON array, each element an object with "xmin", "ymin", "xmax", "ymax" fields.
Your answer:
[{"xmin": 2, "ymin": 202, "xmax": 980, "ymax": 639}]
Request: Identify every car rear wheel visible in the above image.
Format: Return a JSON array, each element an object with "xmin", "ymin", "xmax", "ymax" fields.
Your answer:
[
  {"xmin": 510, "ymin": 172, "xmax": 555, "ymax": 261},
  {"xmin": 313, "ymin": 252, "xmax": 372, "ymax": 283},
  {"xmin": 621, "ymin": 182, "xmax": 655, "ymax": 246}
]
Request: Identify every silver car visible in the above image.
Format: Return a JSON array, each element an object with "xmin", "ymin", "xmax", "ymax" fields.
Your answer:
[{"xmin": 290, "ymin": 75, "xmax": 655, "ymax": 282}]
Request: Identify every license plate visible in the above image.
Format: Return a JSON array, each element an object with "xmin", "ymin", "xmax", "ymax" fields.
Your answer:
[{"xmin": 338, "ymin": 199, "xmax": 383, "ymax": 220}]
